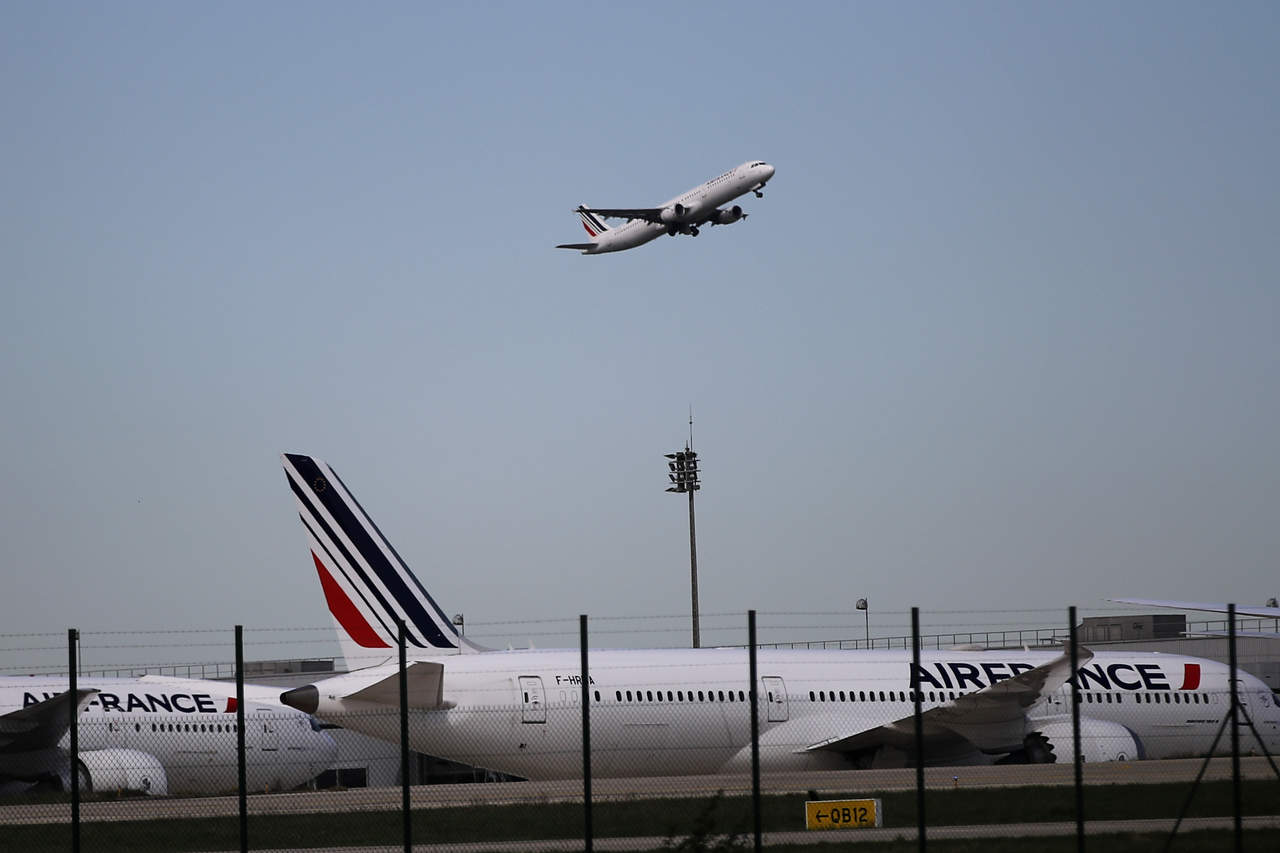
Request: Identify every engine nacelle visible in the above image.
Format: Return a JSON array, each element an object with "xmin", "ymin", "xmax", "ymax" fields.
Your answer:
[
  {"xmin": 659, "ymin": 203, "xmax": 689, "ymax": 225},
  {"xmin": 1031, "ymin": 718, "xmax": 1144, "ymax": 763},
  {"xmin": 712, "ymin": 205, "xmax": 744, "ymax": 224},
  {"xmin": 80, "ymin": 749, "xmax": 169, "ymax": 795}
]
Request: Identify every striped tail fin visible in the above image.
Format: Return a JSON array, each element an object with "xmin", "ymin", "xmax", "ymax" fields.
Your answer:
[
  {"xmin": 282, "ymin": 454, "xmax": 481, "ymax": 669},
  {"xmin": 576, "ymin": 204, "xmax": 610, "ymax": 237}
]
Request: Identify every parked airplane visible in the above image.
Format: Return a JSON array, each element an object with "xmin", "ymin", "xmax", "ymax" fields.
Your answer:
[
  {"xmin": 556, "ymin": 160, "xmax": 775, "ymax": 254},
  {"xmin": 278, "ymin": 453, "xmax": 1280, "ymax": 779},
  {"xmin": 0, "ymin": 674, "xmax": 337, "ymax": 796}
]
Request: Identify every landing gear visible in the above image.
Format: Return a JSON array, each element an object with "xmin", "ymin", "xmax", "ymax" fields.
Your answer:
[
  {"xmin": 666, "ymin": 224, "xmax": 678, "ymax": 237},
  {"xmin": 690, "ymin": 226, "xmax": 700, "ymax": 236},
  {"xmin": 754, "ymin": 182, "xmax": 767, "ymax": 199}
]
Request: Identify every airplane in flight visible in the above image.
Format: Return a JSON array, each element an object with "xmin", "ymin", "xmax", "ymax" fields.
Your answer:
[
  {"xmin": 556, "ymin": 160, "xmax": 775, "ymax": 254},
  {"xmin": 0, "ymin": 674, "xmax": 337, "ymax": 796},
  {"xmin": 278, "ymin": 453, "xmax": 1279, "ymax": 780}
]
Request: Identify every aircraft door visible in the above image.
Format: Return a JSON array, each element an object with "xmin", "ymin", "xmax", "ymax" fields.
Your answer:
[
  {"xmin": 762, "ymin": 676, "xmax": 788, "ymax": 722},
  {"xmin": 518, "ymin": 676, "xmax": 546, "ymax": 724}
]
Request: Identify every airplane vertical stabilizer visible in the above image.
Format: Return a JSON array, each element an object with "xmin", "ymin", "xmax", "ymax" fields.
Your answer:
[{"xmin": 282, "ymin": 454, "xmax": 479, "ymax": 669}]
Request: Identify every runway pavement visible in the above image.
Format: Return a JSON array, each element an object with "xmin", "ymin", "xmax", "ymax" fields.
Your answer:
[{"xmin": 2, "ymin": 756, "xmax": 1276, "ymax": 826}]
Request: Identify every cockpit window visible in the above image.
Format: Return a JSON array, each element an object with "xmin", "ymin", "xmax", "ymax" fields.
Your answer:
[{"xmin": 751, "ymin": 161, "xmax": 766, "ymax": 167}]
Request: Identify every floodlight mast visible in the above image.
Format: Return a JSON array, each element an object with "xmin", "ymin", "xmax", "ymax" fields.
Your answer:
[{"xmin": 665, "ymin": 444, "xmax": 701, "ymax": 648}]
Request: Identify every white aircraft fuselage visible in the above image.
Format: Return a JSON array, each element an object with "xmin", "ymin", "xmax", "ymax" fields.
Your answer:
[
  {"xmin": 288, "ymin": 646, "xmax": 1279, "ymax": 780},
  {"xmin": 0, "ymin": 676, "xmax": 336, "ymax": 795}
]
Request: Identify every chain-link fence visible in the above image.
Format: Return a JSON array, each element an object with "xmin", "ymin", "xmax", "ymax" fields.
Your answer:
[{"xmin": 2, "ymin": 607, "xmax": 1277, "ymax": 852}]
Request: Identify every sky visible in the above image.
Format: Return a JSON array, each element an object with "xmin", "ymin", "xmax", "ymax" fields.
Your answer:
[{"xmin": 2, "ymin": 2, "xmax": 1278, "ymax": 670}]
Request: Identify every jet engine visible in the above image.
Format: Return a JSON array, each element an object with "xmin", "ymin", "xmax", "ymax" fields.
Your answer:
[
  {"xmin": 712, "ymin": 205, "xmax": 744, "ymax": 224},
  {"xmin": 79, "ymin": 749, "xmax": 169, "ymax": 795},
  {"xmin": 659, "ymin": 203, "xmax": 689, "ymax": 225},
  {"xmin": 1005, "ymin": 718, "xmax": 1143, "ymax": 764}
]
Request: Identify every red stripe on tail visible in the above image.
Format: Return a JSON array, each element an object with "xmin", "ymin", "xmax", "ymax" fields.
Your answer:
[
  {"xmin": 1180, "ymin": 663, "xmax": 1201, "ymax": 690},
  {"xmin": 224, "ymin": 697, "xmax": 238, "ymax": 713},
  {"xmin": 312, "ymin": 551, "xmax": 390, "ymax": 648}
]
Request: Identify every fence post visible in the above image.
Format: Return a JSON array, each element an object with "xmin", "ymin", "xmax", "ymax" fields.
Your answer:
[
  {"xmin": 580, "ymin": 615, "xmax": 593, "ymax": 853},
  {"xmin": 399, "ymin": 619, "xmax": 411, "ymax": 853},
  {"xmin": 749, "ymin": 610, "xmax": 761, "ymax": 853},
  {"xmin": 1068, "ymin": 607, "xmax": 1083, "ymax": 853},
  {"xmin": 911, "ymin": 607, "xmax": 925, "ymax": 852},
  {"xmin": 1228, "ymin": 603, "xmax": 1241, "ymax": 853},
  {"xmin": 235, "ymin": 625, "xmax": 247, "ymax": 853},
  {"xmin": 68, "ymin": 628, "xmax": 80, "ymax": 853}
]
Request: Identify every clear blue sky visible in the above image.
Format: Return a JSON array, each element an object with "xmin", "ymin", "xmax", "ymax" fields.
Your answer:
[{"xmin": 3, "ymin": 2, "xmax": 1277, "ymax": 665}]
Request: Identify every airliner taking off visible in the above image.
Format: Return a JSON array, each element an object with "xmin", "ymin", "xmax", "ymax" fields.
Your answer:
[
  {"xmin": 278, "ymin": 454, "xmax": 1279, "ymax": 780},
  {"xmin": 556, "ymin": 160, "xmax": 775, "ymax": 254},
  {"xmin": 0, "ymin": 675, "xmax": 336, "ymax": 795}
]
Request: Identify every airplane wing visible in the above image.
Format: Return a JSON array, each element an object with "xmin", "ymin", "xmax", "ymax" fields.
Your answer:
[
  {"xmin": 347, "ymin": 661, "xmax": 448, "ymax": 710},
  {"xmin": 577, "ymin": 206, "xmax": 664, "ymax": 224},
  {"xmin": 0, "ymin": 689, "xmax": 98, "ymax": 752},
  {"xmin": 807, "ymin": 647, "xmax": 1091, "ymax": 756},
  {"xmin": 1109, "ymin": 598, "xmax": 1280, "ymax": 620}
]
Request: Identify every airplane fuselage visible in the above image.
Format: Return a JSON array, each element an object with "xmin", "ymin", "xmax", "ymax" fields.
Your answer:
[
  {"xmin": 299, "ymin": 647, "xmax": 1280, "ymax": 780},
  {"xmin": 0, "ymin": 676, "xmax": 336, "ymax": 795}
]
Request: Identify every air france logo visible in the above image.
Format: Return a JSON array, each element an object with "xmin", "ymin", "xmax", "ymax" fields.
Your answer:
[
  {"xmin": 910, "ymin": 662, "xmax": 1201, "ymax": 692},
  {"xmin": 23, "ymin": 692, "xmax": 237, "ymax": 713}
]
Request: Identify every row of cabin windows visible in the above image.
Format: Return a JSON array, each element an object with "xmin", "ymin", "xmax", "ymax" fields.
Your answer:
[
  {"xmin": 144, "ymin": 722, "xmax": 240, "ymax": 733},
  {"xmin": 595, "ymin": 689, "xmax": 749, "ymax": 704},
  {"xmin": 806, "ymin": 689, "xmax": 1217, "ymax": 706},
  {"xmin": 811, "ymin": 689, "xmax": 937, "ymax": 703}
]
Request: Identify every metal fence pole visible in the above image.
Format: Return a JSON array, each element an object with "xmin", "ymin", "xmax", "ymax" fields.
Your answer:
[
  {"xmin": 1068, "ymin": 607, "xmax": 1083, "ymax": 853},
  {"xmin": 911, "ymin": 607, "xmax": 925, "ymax": 852},
  {"xmin": 235, "ymin": 625, "xmax": 247, "ymax": 853},
  {"xmin": 399, "ymin": 619, "xmax": 411, "ymax": 853},
  {"xmin": 748, "ymin": 610, "xmax": 761, "ymax": 853},
  {"xmin": 579, "ymin": 615, "xmax": 593, "ymax": 853},
  {"xmin": 1228, "ymin": 603, "xmax": 1241, "ymax": 853},
  {"xmin": 68, "ymin": 628, "xmax": 80, "ymax": 853}
]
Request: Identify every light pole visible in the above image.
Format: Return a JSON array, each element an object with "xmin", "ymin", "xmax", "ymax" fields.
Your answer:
[
  {"xmin": 665, "ymin": 444, "xmax": 701, "ymax": 648},
  {"xmin": 856, "ymin": 598, "xmax": 869, "ymax": 647}
]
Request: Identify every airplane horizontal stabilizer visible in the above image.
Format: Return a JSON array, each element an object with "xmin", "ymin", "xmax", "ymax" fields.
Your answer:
[
  {"xmin": 348, "ymin": 661, "xmax": 447, "ymax": 710},
  {"xmin": 556, "ymin": 243, "xmax": 595, "ymax": 251}
]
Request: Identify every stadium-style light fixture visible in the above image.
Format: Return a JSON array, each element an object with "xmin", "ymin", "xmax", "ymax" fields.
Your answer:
[{"xmin": 665, "ymin": 444, "xmax": 701, "ymax": 648}]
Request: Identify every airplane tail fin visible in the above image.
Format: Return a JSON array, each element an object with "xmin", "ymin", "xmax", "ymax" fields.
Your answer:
[
  {"xmin": 282, "ymin": 453, "xmax": 482, "ymax": 669},
  {"xmin": 576, "ymin": 204, "xmax": 610, "ymax": 237}
]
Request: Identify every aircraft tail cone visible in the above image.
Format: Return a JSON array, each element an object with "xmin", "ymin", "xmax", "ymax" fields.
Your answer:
[{"xmin": 280, "ymin": 685, "xmax": 319, "ymax": 715}]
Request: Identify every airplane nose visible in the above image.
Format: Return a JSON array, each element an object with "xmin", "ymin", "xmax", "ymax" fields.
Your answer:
[{"xmin": 763, "ymin": 164, "xmax": 776, "ymax": 180}]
